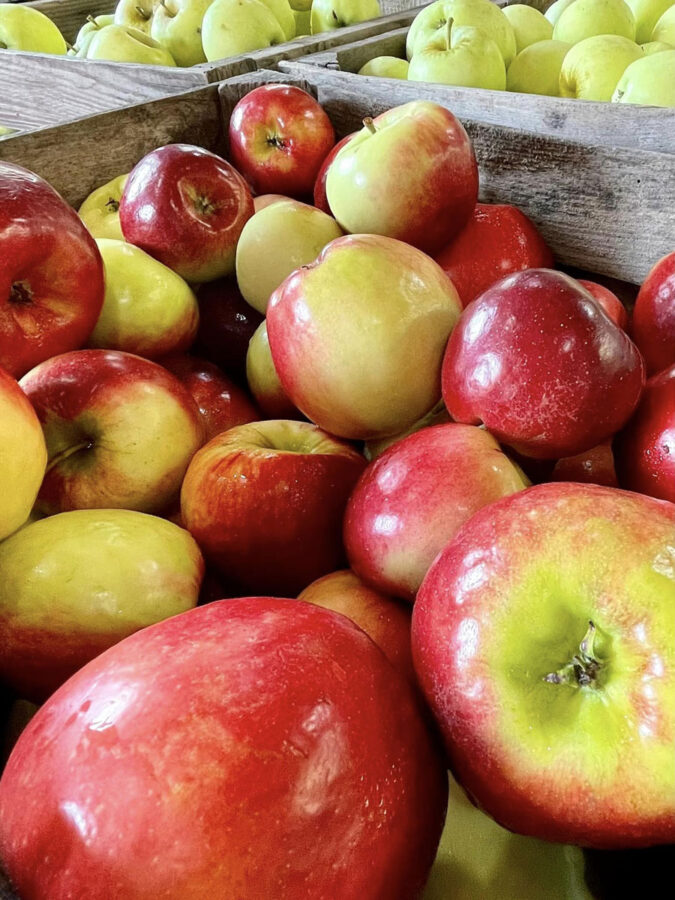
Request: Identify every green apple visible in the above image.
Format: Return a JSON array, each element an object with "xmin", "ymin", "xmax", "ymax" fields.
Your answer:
[
  {"xmin": 0, "ymin": 125, "xmax": 14, "ymax": 137},
  {"xmin": 293, "ymin": 7, "xmax": 312, "ymax": 33},
  {"xmin": 311, "ymin": 0, "xmax": 382, "ymax": 34},
  {"xmin": 652, "ymin": 4, "xmax": 675, "ymax": 41},
  {"xmin": 73, "ymin": 14, "xmax": 115, "ymax": 56},
  {"xmin": 236, "ymin": 199, "xmax": 343, "ymax": 314},
  {"xmin": 114, "ymin": 0, "xmax": 159, "ymax": 34},
  {"xmin": 78, "ymin": 174, "xmax": 128, "ymax": 241},
  {"xmin": 150, "ymin": 0, "xmax": 215, "ymax": 66},
  {"xmin": 358, "ymin": 55, "xmax": 410, "ymax": 77},
  {"xmin": 553, "ymin": 0, "xmax": 636, "ymax": 43},
  {"xmin": 246, "ymin": 321, "xmax": 299, "ymax": 417},
  {"xmin": 560, "ymin": 33, "xmax": 643, "ymax": 100},
  {"xmin": 626, "ymin": 0, "xmax": 674, "ymax": 42},
  {"xmin": 408, "ymin": 22, "xmax": 506, "ymax": 89},
  {"xmin": 86, "ymin": 24, "xmax": 177, "ymax": 64},
  {"xmin": 506, "ymin": 39, "xmax": 572, "ymax": 95},
  {"xmin": 201, "ymin": 0, "xmax": 285, "ymax": 62},
  {"xmin": 290, "ymin": 0, "xmax": 312, "ymax": 11},
  {"xmin": 406, "ymin": 0, "xmax": 517, "ymax": 67},
  {"xmin": 545, "ymin": 0, "xmax": 579, "ymax": 26},
  {"xmin": 261, "ymin": 0, "xmax": 296, "ymax": 39},
  {"xmin": 612, "ymin": 47, "xmax": 675, "ymax": 102},
  {"xmin": 503, "ymin": 4, "xmax": 553, "ymax": 53},
  {"xmin": 641, "ymin": 38, "xmax": 673, "ymax": 50},
  {"xmin": 0, "ymin": 6, "xmax": 67, "ymax": 54},
  {"xmin": 89, "ymin": 239, "xmax": 199, "ymax": 358}
]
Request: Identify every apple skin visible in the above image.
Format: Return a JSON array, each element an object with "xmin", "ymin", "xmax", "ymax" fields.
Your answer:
[
  {"xmin": 0, "ymin": 509, "xmax": 203, "ymax": 702},
  {"xmin": 0, "ymin": 5, "xmax": 67, "ymax": 54},
  {"xmin": 20, "ymin": 349, "xmax": 205, "ymax": 515},
  {"xmin": 614, "ymin": 364, "xmax": 675, "ymax": 503},
  {"xmin": 506, "ymin": 39, "xmax": 572, "ymax": 97},
  {"xmin": 119, "ymin": 144, "xmax": 254, "ymax": 283},
  {"xmin": 229, "ymin": 84, "xmax": 336, "ymax": 199},
  {"xmin": 559, "ymin": 34, "xmax": 643, "ymax": 102},
  {"xmin": 442, "ymin": 269, "xmax": 645, "ymax": 459},
  {"xmin": 344, "ymin": 424, "xmax": 528, "ymax": 602},
  {"xmin": 0, "ymin": 597, "xmax": 446, "ymax": 900},
  {"xmin": 364, "ymin": 402, "xmax": 451, "ymax": 460},
  {"xmin": 631, "ymin": 250, "xmax": 675, "ymax": 375},
  {"xmin": 434, "ymin": 203, "xmax": 554, "ymax": 307},
  {"xmin": 253, "ymin": 192, "xmax": 292, "ymax": 211},
  {"xmin": 246, "ymin": 321, "xmax": 300, "ymax": 418},
  {"xmin": 313, "ymin": 133, "xmax": 353, "ymax": 214},
  {"xmin": 412, "ymin": 482, "xmax": 675, "ymax": 848},
  {"xmin": 551, "ymin": 439, "xmax": 619, "ymax": 487},
  {"xmin": 578, "ymin": 279, "xmax": 629, "ymax": 331},
  {"xmin": 553, "ymin": 0, "xmax": 637, "ymax": 43},
  {"xmin": 0, "ymin": 161, "xmax": 105, "ymax": 379},
  {"xmin": 298, "ymin": 569, "xmax": 415, "ymax": 684},
  {"xmin": 78, "ymin": 173, "xmax": 128, "ymax": 241},
  {"xmin": 181, "ymin": 419, "xmax": 366, "ymax": 595}
]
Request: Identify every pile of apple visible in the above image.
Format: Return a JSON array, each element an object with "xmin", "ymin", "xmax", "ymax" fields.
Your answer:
[
  {"xmin": 360, "ymin": 0, "xmax": 675, "ymax": 106},
  {"xmin": 0, "ymin": 81, "xmax": 674, "ymax": 899}
]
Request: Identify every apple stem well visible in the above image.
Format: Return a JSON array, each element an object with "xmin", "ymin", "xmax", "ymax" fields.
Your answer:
[
  {"xmin": 363, "ymin": 118, "xmax": 377, "ymax": 135},
  {"xmin": 544, "ymin": 621, "xmax": 603, "ymax": 688},
  {"xmin": 45, "ymin": 439, "xmax": 95, "ymax": 473},
  {"xmin": 9, "ymin": 282, "xmax": 33, "ymax": 305},
  {"xmin": 136, "ymin": 5, "xmax": 152, "ymax": 19}
]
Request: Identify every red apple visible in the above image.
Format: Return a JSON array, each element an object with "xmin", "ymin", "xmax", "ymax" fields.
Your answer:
[
  {"xmin": 313, "ymin": 134, "xmax": 353, "ymax": 214},
  {"xmin": 119, "ymin": 144, "xmax": 254, "ymax": 283},
  {"xmin": 578, "ymin": 279, "xmax": 629, "ymax": 331},
  {"xmin": 442, "ymin": 269, "xmax": 645, "ymax": 459},
  {"xmin": 551, "ymin": 439, "xmax": 618, "ymax": 487},
  {"xmin": 0, "ymin": 598, "xmax": 447, "ymax": 898},
  {"xmin": 228, "ymin": 84, "xmax": 335, "ymax": 199},
  {"xmin": 21, "ymin": 349, "xmax": 205, "ymax": 515},
  {"xmin": 0, "ymin": 161, "xmax": 104, "ymax": 378},
  {"xmin": 434, "ymin": 203, "xmax": 554, "ymax": 307},
  {"xmin": 614, "ymin": 364, "xmax": 675, "ymax": 503},
  {"xmin": 181, "ymin": 419, "xmax": 366, "ymax": 595},
  {"xmin": 631, "ymin": 251, "xmax": 675, "ymax": 375},
  {"xmin": 413, "ymin": 482, "xmax": 675, "ymax": 848}
]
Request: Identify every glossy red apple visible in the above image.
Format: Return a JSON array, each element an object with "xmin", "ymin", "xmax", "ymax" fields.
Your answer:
[
  {"xmin": 119, "ymin": 144, "xmax": 254, "ymax": 283},
  {"xmin": 631, "ymin": 251, "xmax": 675, "ymax": 375},
  {"xmin": 181, "ymin": 419, "xmax": 366, "ymax": 595},
  {"xmin": 614, "ymin": 364, "xmax": 675, "ymax": 503},
  {"xmin": 579, "ymin": 279, "xmax": 629, "ymax": 331},
  {"xmin": 0, "ymin": 161, "xmax": 104, "ymax": 378},
  {"xmin": 228, "ymin": 84, "xmax": 335, "ymax": 199},
  {"xmin": 434, "ymin": 203, "xmax": 554, "ymax": 307},
  {"xmin": 551, "ymin": 440, "xmax": 618, "ymax": 487},
  {"xmin": 313, "ymin": 134, "xmax": 353, "ymax": 214},
  {"xmin": 0, "ymin": 598, "xmax": 447, "ymax": 899},
  {"xmin": 442, "ymin": 269, "xmax": 645, "ymax": 459}
]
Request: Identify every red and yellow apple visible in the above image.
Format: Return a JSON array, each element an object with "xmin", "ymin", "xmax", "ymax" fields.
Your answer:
[
  {"xmin": 578, "ymin": 279, "xmax": 629, "ymax": 331},
  {"xmin": 631, "ymin": 250, "xmax": 675, "ymax": 375},
  {"xmin": 551, "ymin": 439, "xmax": 619, "ymax": 487},
  {"xmin": 246, "ymin": 321, "xmax": 300, "ymax": 418}
]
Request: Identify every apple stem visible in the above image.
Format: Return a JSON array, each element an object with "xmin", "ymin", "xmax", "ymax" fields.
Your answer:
[
  {"xmin": 136, "ymin": 5, "xmax": 151, "ymax": 19},
  {"xmin": 86, "ymin": 14, "xmax": 101, "ymax": 27},
  {"xmin": 45, "ymin": 439, "xmax": 95, "ymax": 473},
  {"xmin": 544, "ymin": 620, "xmax": 602, "ymax": 688},
  {"xmin": 363, "ymin": 117, "xmax": 377, "ymax": 135},
  {"xmin": 445, "ymin": 17, "xmax": 454, "ymax": 51}
]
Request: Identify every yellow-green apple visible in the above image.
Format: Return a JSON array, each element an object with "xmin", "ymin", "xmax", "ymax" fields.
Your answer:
[
  {"xmin": 413, "ymin": 482, "xmax": 675, "ymax": 847},
  {"xmin": 78, "ymin": 173, "xmax": 128, "ymax": 241},
  {"xmin": 0, "ymin": 368, "xmax": 47, "ymax": 541},
  {"xmin": 553, "ymin": 0, "xmax": 636, "ymax": 42},
  {"xmin": 326, "ymin": 102, "xmax": 478, "ymax": 255},
  {"xmin": 406, "ymin": 0, "xmax": 517, "ymax": 66},
  {"xmin": 631, "ymin": 251, "xmax": 675, "ymax": 373},
  {"xmin": 236, "ymin": 199, "xmax": 342, "ymax": 314},
  {"xmin": 311, "ymin": 0, "xmax": 381, "ymax": 33},
  {"xmin": 261, "ymin": 0, "xmax": 296, "ymax": 38},
  {"xmin": 652, "ymin": 4, "xmax": 675, "ymax": 40},
  {"xmin": 150, "ymin": 0, "xmax": 215, "ymax": 66},
  {"xmin": 560, "ymin": 34, "xmax": 643, "ymax": 100},
  {"xmin": 120, "ymin": 144, "xmax": 253, "ymax": 282},
  {"xmin": 114, "ymin": 0, "xmax": 159, "ymax": 33},
  {"xmin": 253, "ymin": 192, "xmax": 291, "ymax": 211},
  {"xmin": 640, "ymin": 38, "xmax": 673, "ymax": 51},
  {"xmin": 86, "ymin": 24, "xmax": 177, "ymax": 64},
  {"xmin": 0, "ymin": 598, "xmax": 447, "ymax": 899},
  {"xmin": 267, "ymin": 234, "xmax": 462, "ymax": 440},
  {"xmin": 246, "ymin": 321, "xmax": 300, "ymax": 417},
  {"xmin": 0, "ymin": 161, "xmax": 105, "ymax": 378},
  {"xmin": 200, "ymin": 0, "xmax": 285, "ymax": 61},
  {"xmin": 0, "ymin": 509, "xmax": 203, "ymax": 702},
  {"xmin": 73, "ymin": 13, "xmax": 115, "ymax": 56},
  {"xmin": 290, "ymin": 0, "xmax": 311, "ymax": 11},
  {"xmin": 181, "ymin": 419, "xmax": 365, "ymax": 594},
  {"xmin": 578, "ymin": 279, "xmax": 629, "ymax": 329},
  {"xmin": 89, "ymin": 238, "xmax": 199, "ymax": 358},
  {"xmin": 364, "ymin": 402, "xmax": 451, "ymax": 460},
  {"xmin": 313, "ymin": 134, "xmax": 353, "ymax": 214},
  {"xmin": 344, "ymin": 424, "xmax": 528, "ymax": 602},
  {"xmin": 293, "ymin": 8, "xmax": 312, "ymax": 34},
  {"xmin": 229, "ymin": 84, "xmax": 336, "ymax": 198},
  {"xmin": 612, "ymin": 48, "xmax": 675, "ymax": 104},
  {"xmin": 545, "ymin": 0, "xmax": 579, "ymax": 26},
  {"xmin": 503, "ymin": 4, "xmax": 553, "ymax": 52},
  {"xmin": 442, "ymin": 269, "xmax": 645, "ymax": 459},
  {"xmin": 626, "ymin": 0, "xmax": 674, "ymax": 42},
  {"xmin": 20, "ymin": 349, "xmax": 205, "ymax": 515},
  {"xmin": 0, "ymin": 6, "xmax": 67, "ymax": 54},
  {"xmin": 506, "ymin": 39, "xmax": 572, "ymax": 95},
  {"xmin": 358, "ymin": 55, "xmax": 409, "ymax": 77},
  {"xmin": 408, "ymin": 23, "xmax": 506, "ymax": 90},
  {"xmin": 551, "ymin": 439, "xmax": 619, "ymax": 486}
]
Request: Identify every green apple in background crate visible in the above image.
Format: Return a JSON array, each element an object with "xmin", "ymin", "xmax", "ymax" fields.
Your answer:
[
  {"xmin": 151, "ymin": 0, "xmax": 216, "ymax": 66},
  {"xmin": 0, "ymin": 4, "xmax": 67, "ymax": 54},
  {"xmin": 114, "ymin": 0, "xmax": 159, "ymax": 33},
  {"xmin": 408, "ymin": 22, "xmax": 507, "ymax": 89},
  {"xmin": 86, "ymin": 24, "xmax": 177, "ymax": 64},
  {"xmin": 70, "ymin": 14, "xmax": 115, "ymax": 57},
  {"xmin": 503, "ymin": 3, "xmax": 553, "ymax": 53},
  {"xmin": 613, "ymin": 47, "xmax": 675, "ymax": 103},
  {"xmin": 506, "ymin": 39, "xmax": 571, "ymax": 94},
  {"xmin": 201, "ymin": 0, "xmax": 290, "ymax": 62},
  {"xmin": 559, "ymin": 33, "xmax": 643, "ymax": 99},
  {"xmin": 311, "ymin": 0, "xmax": 382, "ymax": 33},
  {"xmin": 407, "ymin": 0, "xmax": 517, "ymax": 66}
]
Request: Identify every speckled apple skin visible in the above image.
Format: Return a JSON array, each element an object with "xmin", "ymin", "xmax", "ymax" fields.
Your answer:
[{"xmin": 632, "ymin": 251, "xmax": 675, "ymax": 375}]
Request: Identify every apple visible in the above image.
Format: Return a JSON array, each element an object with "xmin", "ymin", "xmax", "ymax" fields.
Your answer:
[
  {"xmin": 506, "ymin": 39, "xmax": 572, "ymax": 96},
  {"xmin": 551, "ymin": 439, "xmax": 619, "ymax": 486},
  {"xmin": 181, "ymin": 419, "xmax": 365, "ymax": 594},
  {"xmin": 88, "ymin": 238, "xmax": 199, "ymax": 358},
  {"xmin": 560, "ymin": 34, "xmax": 643, "ymax": 101},
  {"xmin": 626, "ymin": 0, "xmax": 674, "ymax": 42},
  {"xmin": 86, "ymin": 24, "xmax": 177, "ymax": 64},
  {"xmin": 267, "ymin": 234, "xmax": 462, "ymax": 440},
  {"xmin": 358, "ymin": 55, "xmax": 409, "ymax": 77},
  {"xmin": 236, "ymin": 200, "xmax": 342, "ymax": 314},
  {"xmin": 159, "ymin": 352, "xmax": 259, "ymax": 439},
  {"xmin": 114, "ymin": 0, "xmax": 159, "ymax": 34},
  {"xmin": 253, "ymin": 192, "xmax": 291, "ymax": 211},
  {"xmin": 413, "ymin": 481, "xmax": 675, "ymax": 848},
  {"xmin": 0, "ymin": 598, "xmax": 447, "ymax": 899},
  {"xmin": 612, "ymin": 48, "xmax": 675, "ymax": 105},
  {"xmin": 442, "ymin": 269, "xmax": 645, "ymax": 459},
  {"xmin": 200, "ymin": 0, "xmax": 286, "ymax": 62},
  {"xmin": 0, "ymin": 161, "xmax": 105, "ymax": 379},
  {"xmin": 365, "ymin": 401, "xmax": 451, "ymax": 460},
  {"xmin": 553, "ymin": 0, "xmax": 636, "ymax": 43},
  {"xmin": 345, "ymin": 424, "xmax": 528, "ymax": 602},
  {"xmin": 578, "ymin": 279, "xmax": 629, "ymax": 330},
  {"xmin": 614, "ymin": 364, "xmax": 675, "ymax": 502},
  {"xmin": 0, "ymin": 368, "xmax": 47, "ymax": 542},
  {"xmin": 293, "ymin": 8, "xmax": 312, "ymax": 34},
  {"xmin": 0, "ymin": 125, "xmax": 14, "ymax": 138},
  {"xmin": 298, "ymin": 569, "xmax": 415, "ymax": 683},
  {"xmin": 150, "ymin": 0, "xmax": 215, "ymax": 67},
  {"xmin": 641, "ymin": 39, "xmax": 673, "ymax": 52},
  {"xmin": 311, "ymin": 0, "xmax": 382, "ymax": 33},
  {"xmin": 631, "ymin": 250, "xmax": 675, "ymax": 374},
  {"xmin": 406, "ymin": 0, "xmax": 517, "ymax": 67},
  {"xmin": 0, "ymin": 6, "xmax": 67, "ymax": 54},
  {"xmin": 326, "ymin": 102, "xmax": 478, "ymax": 256},
  {"xmin": 545, "ymin": 0, "xmax": 579, "ymax": 26},
  {"xmin": 651, "ymin": 2, "xmax": 675, "ymax": 41},
  {"xmin": 78, "ymin": 173, "xmax": 128, "ymax": 241},
  {"xmin": 434, "ymin": 203, "xmax": 554, "ymax": 307},
  {"xmin": 120, "ymin": 143, "xmax": 254, "ymax": 283},
  {"xmin": 73, "ymin": 13, "xmax": 115, "ymax": 56},
  {"xmin": 229, "ymin": 84, "xmax": 336, "ymax": 199},
  {"xmin": 503, "ymin": 4, "xmax": 553, "ymax": 53},
  {"xmin": 246, "ymin": 321, "xmax": 300, "ymax": 417},
  {"xmin": 408, "ymin": 23, "xmax": 507, "ymax": 90},
  {"xmin": 0, "ymin": 509, "xmax": 203, "ymax": 702},
  {"xmin": 313, "ymin": 134, "xmax": 353, "ymax": 214},
  {"xmin": 21, "ymin": 349, "xmax": 205, "ymax": 515}
]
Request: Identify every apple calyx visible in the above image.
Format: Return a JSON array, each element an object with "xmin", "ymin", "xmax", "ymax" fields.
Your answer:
[
  {"xmin": 363, "ymin": 118, "xmax": 377, "ymax": 135},
  {"xmin": 9, "ymin": 282, "xmax": 33, "ymax": 306},
  {"xmin": 544, "ymin": 620, "xmax": 603, "ymax": 688},
  {"xmin": 45, "ymin": 439, "xmax": 96, "ymax": 474},
  {"xmin": 105, "ymin": 196, "xmax": 120, "ymax": 213}
]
